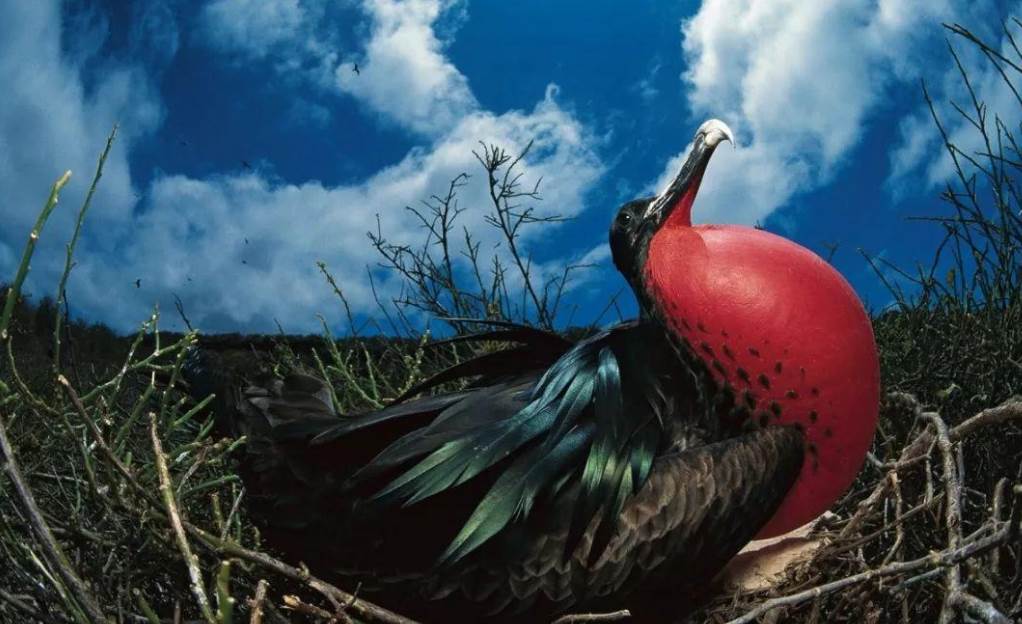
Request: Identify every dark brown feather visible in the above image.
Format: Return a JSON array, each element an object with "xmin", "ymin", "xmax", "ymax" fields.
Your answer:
[{"xmin": 373, "ymin": 426, "xmax": 805, "ymax": 621}]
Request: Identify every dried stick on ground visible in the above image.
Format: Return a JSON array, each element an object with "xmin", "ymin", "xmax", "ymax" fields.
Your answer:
[
  {"xmin": 991, "ymin": 477, "xmax": 1009, "ymax": 572},
  {"xmin": 284, "ymin": 594, "xmax": 355, "ymax": 624},
  {"xmin": 950, "ymin": 398, "xmax": 1022, "ymax": 440},
  {"xmin": 151, "ymin": 412, "xmax": 217, "ymax": 624},
  {"xmin": 839, "ymin": 395, "xmax": 1022, "ymax": 541},
  {"xmin": 951, "ymin": 592, "xmax": 1012, "ymax": 624},
  {"xmin": 0, "ymin": 587, "xmax": 59, "ymax": 623},
  {"xmin": 551, "ymin": 609, "xmax": 632, "ymax": 623},
  {"xmin": 923, "ymin": 412, "xmax": 967, "ymax": 624}
]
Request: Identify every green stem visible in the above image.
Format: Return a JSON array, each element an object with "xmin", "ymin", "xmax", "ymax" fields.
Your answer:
[
  {"xmin": 1, "ymin": 170, "xmax": 72, "ymax": 341},
  {"xmin": 53, "ymin": 126, "xmax": 117, "ymax": 373}
]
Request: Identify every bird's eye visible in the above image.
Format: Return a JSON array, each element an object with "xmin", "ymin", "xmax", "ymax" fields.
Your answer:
[{"xmin": 619, "ymin": 212, "xmax": 632, "ymax": 224}]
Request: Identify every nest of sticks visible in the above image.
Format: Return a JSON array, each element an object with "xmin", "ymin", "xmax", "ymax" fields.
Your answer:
[{"xmin": 686, "ymin": 392, "xmax": 1022, "ymax": 624}]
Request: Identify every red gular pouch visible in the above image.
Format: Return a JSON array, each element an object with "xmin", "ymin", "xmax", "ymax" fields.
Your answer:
[{"xmin": 640, "ymin": 120, "xmax": 880, "ymax": 538}]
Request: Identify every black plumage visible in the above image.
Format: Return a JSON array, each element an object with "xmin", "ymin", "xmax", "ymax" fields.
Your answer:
[
  {"xmin": 183, "ymin": 124, "xmax": 808, "ymax": 620},
  {"xmin": 184, "ymin": 319, "xmax": 803, "ymax": 621}
]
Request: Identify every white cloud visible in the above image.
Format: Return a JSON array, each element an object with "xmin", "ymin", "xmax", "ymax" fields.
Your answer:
[
  {"xmin": 888, "ymin": 110, "xmax": 941, "ymax": 193},
  {"xmin": 286, "ymin": 98, "xmax": 333, "ymax": 128},
  {"xmin": 334, "ymin": 0, "xmax": 478, "ymax": 135},
  {"xmin": 200, "ymin": 0, "xmax": 308, "ymax": 58},
  {"xmin": 129, "ymin": 1, "xmax": 181, "ymax": 71},
  {"xmin": 165, "ymin": 1, "xmax": 602, "ymax": 331},
  {"xmin": 0, "ymin": 1, "xmax": 607, "ymax": 333},
  {"xmin": 0, "ymin": 2, "xmax": 161, "ymax": 299},
  {"xmin": 200, "ymin": 0, "xmax": 477, "ymax": 136},
  {"xmin": 667, "ymin": 0, "xmax": 974, "ymax": 226},
  {"xmin": 198, "ymin": 0, "xmax": 341, "ymax": 88},
  {"xmin": 76, "ymin": 86, "xmax": 602, "ymax": 332}
]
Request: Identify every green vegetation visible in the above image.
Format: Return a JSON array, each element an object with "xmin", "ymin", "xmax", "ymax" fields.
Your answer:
[{"xmin": 2, "ymin": 21, "xmax": 1021, "ymax": 624}]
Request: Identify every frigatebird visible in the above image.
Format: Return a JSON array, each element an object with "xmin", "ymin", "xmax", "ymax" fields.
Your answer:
[{"xmin": 185, "ymin": 120, "xmax": 879, "ymax": 621}]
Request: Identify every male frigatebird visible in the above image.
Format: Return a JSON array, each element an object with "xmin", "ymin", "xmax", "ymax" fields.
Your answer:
[{"xmin": 186, "ymin": 120, "xmax": 879, "ymax": 621}]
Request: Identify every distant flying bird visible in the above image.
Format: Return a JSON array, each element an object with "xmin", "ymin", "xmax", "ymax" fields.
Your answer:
[
  {"xmin": 241, "ymin": 260, "xmax": 248, "ymax": 265},
  {"xmin": 241, "ymin": 160, "xmax": 253, "ymax": 171},
  {"xmin": 245, "ymin": 238, "xmax": 249, "ymax": 244},
  {"xmin": 353, "ymin": 63, "xmax": 360, "ymax": 75},
  {"xmin": 184, "ymin": 120, "xmax": 880, "ymax": 621},
  {"xmin": 134, "ymin": 278, "xmax": 141, "ymax": 289}
]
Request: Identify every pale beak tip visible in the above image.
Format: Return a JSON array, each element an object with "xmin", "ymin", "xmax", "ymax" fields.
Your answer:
[{"xmin": 696, "ymin": 119, "xmax": 735, "ymax": 150}]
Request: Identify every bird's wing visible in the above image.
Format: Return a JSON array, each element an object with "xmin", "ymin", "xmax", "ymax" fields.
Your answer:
[
  {"xmin": 356, "ymin": 320, "xmax": 699, "ymax": 568},
  {"xmin": 588, "ymin": 425, "xmax": 805, "ymax": 597},
  {"xmin": 445, "ymin": 425, "xmax": 805, "ymax": 617}
]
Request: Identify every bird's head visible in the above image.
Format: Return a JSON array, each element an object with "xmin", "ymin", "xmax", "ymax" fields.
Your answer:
[
  {"xmin": 610, "ymin": 119, "xmax": 880, "ymax": 538},
  {"xmin": 611, "ymin": 119, "xmax": 733, "ymax": 290}
]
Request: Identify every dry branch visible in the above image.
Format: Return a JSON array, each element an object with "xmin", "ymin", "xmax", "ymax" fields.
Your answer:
[
  {"xmin": 248, "ymin": 580, "xmax": 268, "ymax": 624},
  {"xmin": 151, "ymin": 412, "xmax": 217, "ymax": 624},
  {"xmin": 720, "ymin": 400, "xmax": 1022, "ymax": 624},
  {"xmin": 722, "ymin": 521, "xmax": 1017, "ymax": 624},
  {"xmin": 551, "ymin": 610, "xmax": 632, "ymax": 624}
]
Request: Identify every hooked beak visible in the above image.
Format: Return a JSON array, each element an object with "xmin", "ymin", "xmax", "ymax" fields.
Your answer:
[{"xmin": 644, "ymin": 119, "xmax": 734, "ymax": 229}]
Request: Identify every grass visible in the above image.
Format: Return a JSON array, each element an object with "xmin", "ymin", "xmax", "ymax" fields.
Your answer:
[{"xmin": 2, "ymin": 19, "xmax": 1022, "ymax": 624}]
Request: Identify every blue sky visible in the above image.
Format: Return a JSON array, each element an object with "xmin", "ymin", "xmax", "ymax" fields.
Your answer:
[{"xmin": 0, "ymin": 0, "xmax": 1018, "ymax": 334}]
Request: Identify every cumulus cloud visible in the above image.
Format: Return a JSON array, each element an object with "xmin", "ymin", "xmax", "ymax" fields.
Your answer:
[
  {"xmin": 0, "ymin": 1, "xmax": 162, "ymax": 299},
  {"xmin": 77, "ymin": 86, "xmax": 602, "ymax": 332},
  {"xmin": 666, "ymin": 0, "xmax": 978, "ymax": 226},
  {"xmin": 199, "ymin": 0, "xmax": 477, "ymax": 136},
  {"xmin": 1, "ymin": 2, "xmax": 604, "ymax": 333},
  {"xmin": 333, "ymin": 0, "xmax": 478, "ymax": 135}
]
